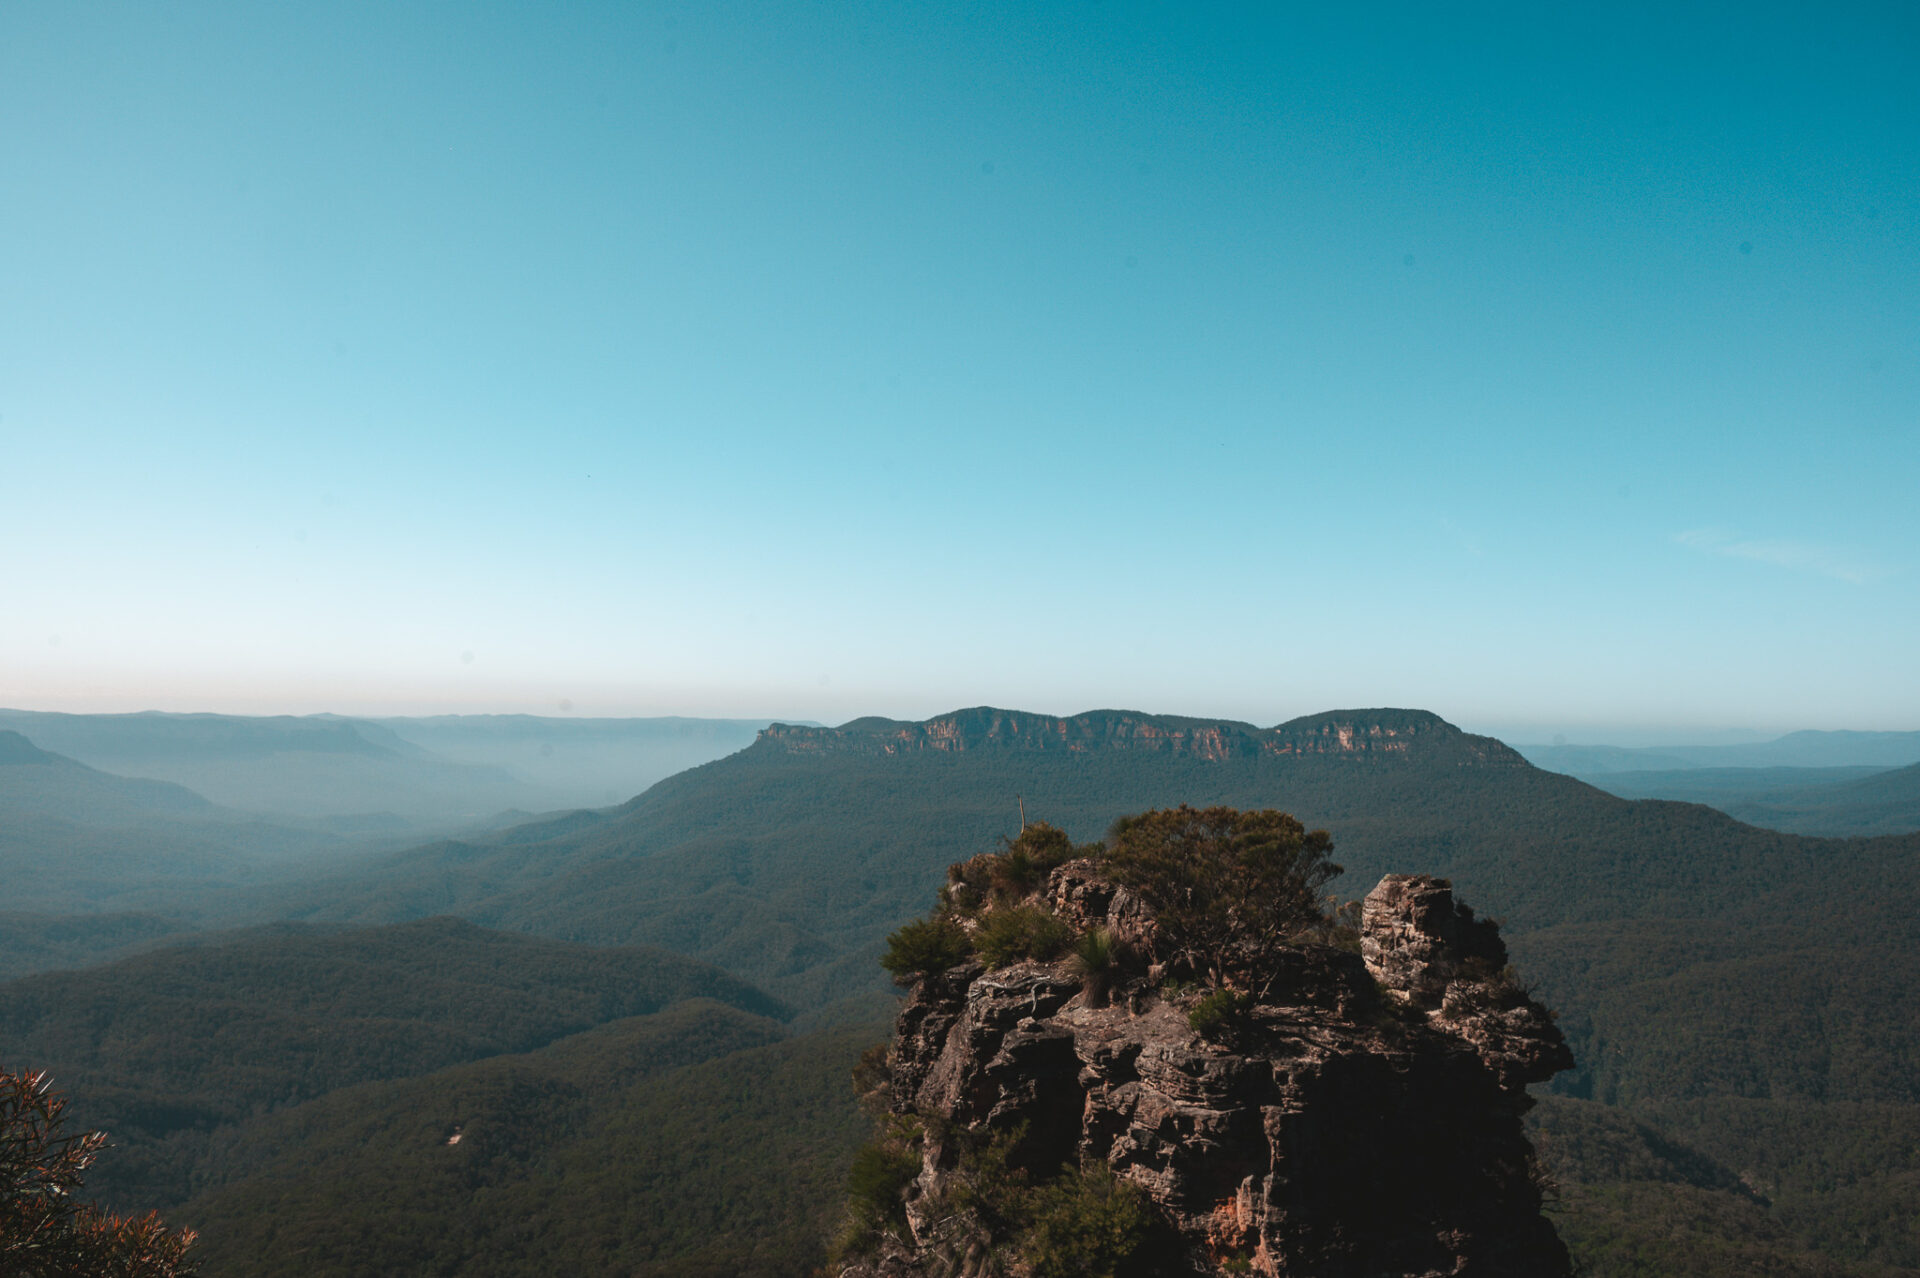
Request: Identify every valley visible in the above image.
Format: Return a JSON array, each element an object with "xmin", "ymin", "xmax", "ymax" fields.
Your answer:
[{"xmin": 3, "ymin": 706, "xmax": 1917, "ymax": 1275}]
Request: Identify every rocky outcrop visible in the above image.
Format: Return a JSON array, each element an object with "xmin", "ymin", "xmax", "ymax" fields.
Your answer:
[
  {"xmin": 851, "ymin": 871, "xmax": 1573, "ymax": 1277},
  {"xmin": 758, "ymin": 708, "xmax": 1264, "ymax": 759}
]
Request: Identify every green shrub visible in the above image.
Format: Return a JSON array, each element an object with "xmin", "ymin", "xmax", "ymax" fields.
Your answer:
[
  {"xmin": 899, "ymin": 1128, "xmax": 1170, "ymax": 1278},
  {"xmin": 945, "ymin": 824, "xmax": 1085, "ymax": 908},
  {"xmin": 880, "ymin": 917, "xmax": 973, "ymax": 981},
  {"xmin": 977, "ymin": 905, "xmax": 1072, "ymax": 969},
  {"xmin": 846, "ymin": 1140, "xmax": 919, "ymax": 1226},
  {"xmin": 1018, "ymin": 1163, "xmax": 1157, "ymax": 1278},
  {"xmin": 1320, "ymin": 898, "xmax": 1365, "ymax": 951},
  {"xmin": 1188, "ymin": 988, "xmax": 1254, "ymax": 1040},
  {"xmin": 850, "ymin": 1043, "xmax": 892, "ymax": 1114},
  {"xmin": 1002, "ymin": 822, "xmax": 1076, "ymax": 869},
  {"xmin": 833, "ymin": 1137, "xmax": 922, "ymax": 1259},
  {"xmin": 947, "ymin": 854, "xmax": 998, "ymax": 900}
]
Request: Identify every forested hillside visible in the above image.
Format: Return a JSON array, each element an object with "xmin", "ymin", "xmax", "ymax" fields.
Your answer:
[
  {"xmin": 0, "ymin": 911, "xmax": 193, "ymax": 981},
  {"xmin": 264, "ymin": 708, "xmax": 1920, "ymax": 1011},
  {"xmin": 11, "ymin": 705, "xmax": 1918, "ymax": 1275},
  {"xmin": 0, "ymin": 918, "xmax": 786, "ymax": 1216},
  {"xmin": 244, "ymin": 706, "xmax": 1918, "ymax": 1276},
  {"xmin": 1532, "ymin": 1096, "xmax": 1920, "ymax": 1277},
  {"xmin": 180, "ymin": 1009, "xmax": 874, "ymax": 1277},
  {"xmin": 1585, "ymin": 763, "xmax": 1920, "ymax": 837}
]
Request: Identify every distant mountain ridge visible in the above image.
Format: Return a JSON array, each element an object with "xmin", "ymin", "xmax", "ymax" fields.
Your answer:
[
  {"xmin": 761, "ymin": 705, "xmax": 1526, "ymax": 764},
  {"xmin": 0, "ymin": 729, "xmax": 216, "ymax": 817},
  {"xmin": 0, "ymin": 708, "xmax": 789, "ymax": 822},
  {"xmin": 1519, "ymin": 728, "xmax": 1920, "ymax": 837},
  {"xmin": 0, "ymin": 729, "xmax": 524, "ymax": 926},
  {"xmin": 371, "ymin": 712, "xmax": 780, "ymax": 806},
  {"xmin": 0, "ymin": 710, "xmax": 412, "ymax": 761},
  {"xmin": 1700, "ymin": 760, "xmax": 1920, "ymax": 836},
  {"xmin": 0, "ymin": 708, "xmax": 549, "ymax": 822},
  {"xmin": 260, "ymin": 702, "xmax": 1920, "ymax": 1020},
  {"xmin": 0, "ymin": 730, "xmax": 56, "ymax": 765},
  {"xmin": 1519, "ymin": 728, "xmax": 1920, "ymax": 774}
]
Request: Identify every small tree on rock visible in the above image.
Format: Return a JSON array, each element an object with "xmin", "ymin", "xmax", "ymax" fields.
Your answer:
[
  {"xmin": 1, "ymin": 1066, "xmax": 198, "ymax": 1277},
  {"xmin": 1101, "ymin": 805, "xmax": 1340, "ymax": 988}
]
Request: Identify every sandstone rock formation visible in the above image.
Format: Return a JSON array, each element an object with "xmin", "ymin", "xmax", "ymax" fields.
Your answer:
[
  {"xmin": 846, "ymin": 866, "xmax": 1573, "ymax": 1278},
  {"xmin": 759, "ymin": 706, "xmax": 1527, "ymax": 765}
]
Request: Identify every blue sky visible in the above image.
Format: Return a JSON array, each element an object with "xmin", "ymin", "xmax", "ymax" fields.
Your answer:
[{"xmin": 3, "ymin": 2, "xmax": 1915, "ymax": 741}]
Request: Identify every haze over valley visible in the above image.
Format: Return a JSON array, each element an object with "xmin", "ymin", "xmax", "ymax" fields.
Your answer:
[{"xmin": 3, "ymin": 704, "xmax": 1919, "ymax": 1274}]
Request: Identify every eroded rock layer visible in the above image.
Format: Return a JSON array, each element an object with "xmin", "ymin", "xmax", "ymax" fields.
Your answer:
[
  {"xmin": 759, "ymin": 706, "xmax": 1526, "ymax": 765},
  {"xmin": 856, "ymin": 871, "xmax": 1573, "ymax": 1278}
]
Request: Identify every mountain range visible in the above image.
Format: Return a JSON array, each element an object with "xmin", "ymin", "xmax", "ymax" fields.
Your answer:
[
  {"xmin": 1515, "ymin": 729, "xmax": 1920, "ymax": 774},
  {"xmin": 4, "ymin": 704, "xmax": 1918, "ymax": 1276},
  {"xmin": 1578, "ymin": 762, "xmax": 1920, "ymax": 837},
  {"xmin": 0, "ymin": 709, "xmax": 776, "ymax": 825},
  {"xmin": 1515, "ymin": 729, "xmax": 1920, "ymax": 837},
  {"xmin": 252, "ymin": 707, "xmax": 1918, "ymax": 1016},
  {"xmin": 0, "ymin": 728, "xmax": 348, "ymax": 921}
]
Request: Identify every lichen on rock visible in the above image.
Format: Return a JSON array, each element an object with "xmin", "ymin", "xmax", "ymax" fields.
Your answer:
[{"xmin": 839, "ymin": 813, "xmax": 1575, "ymax": 1278}]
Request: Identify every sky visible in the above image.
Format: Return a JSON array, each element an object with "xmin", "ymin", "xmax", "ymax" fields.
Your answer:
[{"xmin": 2, "ymin": 2, "xmax": 1916, "ymax": 743}]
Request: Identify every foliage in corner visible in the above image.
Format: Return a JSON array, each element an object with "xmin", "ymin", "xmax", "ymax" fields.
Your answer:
[{"xmin": 1, "ymin": 1066, "xmax": 199, "ymax": 1277}]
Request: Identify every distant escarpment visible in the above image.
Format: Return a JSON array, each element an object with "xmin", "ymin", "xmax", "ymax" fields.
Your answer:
[
  {"xmin": 840, "ymin": 813, "xmax": 1571, "ymax": 1278},
  {"xmin": 757, "ymin": 706, "xmax": 1526, "ymax": 766}
]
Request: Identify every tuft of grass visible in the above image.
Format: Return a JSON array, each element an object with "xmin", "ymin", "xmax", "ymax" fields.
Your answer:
[
  {"xmin": 1073, "ymin": 927, "xmax": 1115, "ymax": 974},
  {"xmin": 1072, "ymin": 928, "xmax": 1119, "ymax": 1006}
]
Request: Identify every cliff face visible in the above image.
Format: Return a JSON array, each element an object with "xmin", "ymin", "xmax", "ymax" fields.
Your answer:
[
  {"xmin": 758, "ymin": 707, "xmax": 1527, "ymax": 767},
  {"xmin": 853, "ymin": 870, "xmax": 1572, "ymax": 1277}
]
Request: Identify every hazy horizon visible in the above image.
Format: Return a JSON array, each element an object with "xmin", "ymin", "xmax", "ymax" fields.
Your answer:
[
  {"xmin": 0, "ymin": 695, "xmax": 1902, "ymax": 752},
  {"xmin": 5, "ymin": 3, "xmax": 1915, "ymax": 735}
]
